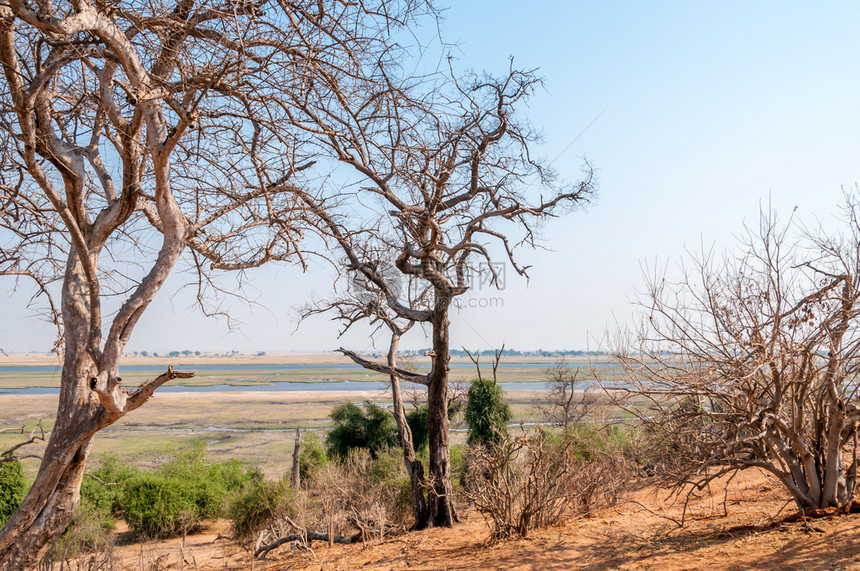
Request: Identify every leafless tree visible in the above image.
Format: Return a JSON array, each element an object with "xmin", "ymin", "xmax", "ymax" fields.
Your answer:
[
  {"xmin": 610, "ymin": 197, "xmax": 860, "ymax": 513},
  {"xmin": 299, "ymin": 280, "xmax": 432, "ymax": 528},
  {"xmin": 0, "ymin": 0, "xmax": 429, "ymax": 567},
  {"xmin": 293, "ymin": 64, "xmax": 596, "ymax": 526},
  {"xmin": 540, "ymin": 357, "xmax": 605, "ymax": 430},
  {"xmin": 463, "ymin": 344, "xmax": 504, "ymax": 384}
]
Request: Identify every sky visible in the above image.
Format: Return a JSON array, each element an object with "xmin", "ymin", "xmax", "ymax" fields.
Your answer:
[{"xmin": 2, "ymin": 1, "xmax": 860, "ymax": 355}]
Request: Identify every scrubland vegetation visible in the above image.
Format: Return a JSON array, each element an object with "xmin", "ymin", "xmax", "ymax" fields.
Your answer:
[
  {"xmin": 0, "ymin": 369, "xmax": 643, "ymax": 567},
  {"xmin": 1, "ymin": 0, "xmax": 858, "ymax": 566}
]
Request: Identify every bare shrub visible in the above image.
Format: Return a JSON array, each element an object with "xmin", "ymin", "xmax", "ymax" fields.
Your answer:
[
  {"xmin": 539, "ymin": 358, "xmax": 610, "ymax": 429},
  {"xmin": 465, "ymin": 428, "xmax": 629, "ymax": 543},
  {"xmin": 38, "ymin": 527, "xmax": 115, "ymax": 571},
  {"xmin": 316, "ymin": 448, "xmax": 411, "ymax": 542},
  {"xmin": 253, "ymin": 447, "xmax": 414, "ymax": 558},
  {"xmin": 610, "ymin": 198, "xmax": 860, "ymax": 511}
]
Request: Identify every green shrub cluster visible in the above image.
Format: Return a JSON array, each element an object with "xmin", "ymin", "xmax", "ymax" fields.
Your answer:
[
  {"xmin": 227, "ymin": 470, "xmax": 296, "ymax": 538},
  {"xmin": 325, "ymin": 401, "xmax": 399, "ymax": 459},
  {"xmin": 405, "ymin": 405, "xmax": 429, "ymax": 452},
  {"xmin": 73, "ymin": 444, "xmax": 257, "ymax": 541},
  {"xmin": 120, "ymin": 474, "xmax": 214, "ymax": 537},
  {"xmin": 119, "ymin": 444, "xmax": 252, "ymax": 538},
  {"xmin": 562, "ymin": 424, "xmax": 634, "ymax": 462},
  {"xmin": 79, "ymin": 455, "xmax": 139, "ymax": 522},
  {"xmin": 228, "ymin": 471, "xmax": 295, "ymax": 538},
  {"xmin": 465, "ymin": 377, "xmax": 511, "ymax": 445},
  {"xmin": 78, "ymin": 447, "xmax": 298, "ymax": 542},
  {"xmin": 0, "ymin": 460, "xmax": 27, "ymax": 528},
  {"xmin": 299, "ymin": 432, "xmax": 328, "ymax": 483}
]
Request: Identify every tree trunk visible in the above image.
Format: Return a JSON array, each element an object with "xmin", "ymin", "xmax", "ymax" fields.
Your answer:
[
  {"xmin": 0, "ymin": 244, "xmax": 187, "ymax": 569},
  {"xmin": 426, "ymin": 292, "xmax": 456, "ymax": 527},
  {"xmin": 0, "ymin": 305, "xmax": 101, "ymax": 569},
  {"xmin": 291, "ymin": 427, "xmax": 301, "ymax": 490},
  {"xmin": 0, "ymin": 430, "xmax": 94, "ymax": 571},
  {"xmin": 387, "ymin": 332, "xmax": 430, "ymax": 529},
  {"xmin": 821, "ymin": 400, "xmax": 848, "ymax": 508}
]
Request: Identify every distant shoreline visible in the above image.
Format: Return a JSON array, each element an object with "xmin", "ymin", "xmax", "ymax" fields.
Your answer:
[{"xmin": 0, "ymin": 351, "xmax": 602, "ymax": 367}]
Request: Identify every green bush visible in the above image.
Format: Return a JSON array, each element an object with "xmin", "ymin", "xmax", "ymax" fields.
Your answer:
[
  {"xmin": 367, "ymin": 446, "xmax": 404, "ymax": 483},
  {"xmin": 299, "ymin": 432, "xmax": 329, "ymax": 483},
  {"xmin": 211, "ymin": 459, "xmax": 254, "ymax": 492},
  {"xmin": 563, "ymin": 424, "xmax": 633, "ymax": 462},
  {"xmin": 80, "ymin": 455, "xmax": 139, "ymax": 519},
  {"xmin": 120, "ymin": 472, "xmax": 221, "ymax": 537},
  {"xmin": 326, "ymin": 401, "xmax": 399, "ymax": 459},
  {"xmin": 0, "ymin": 461, "xmax": 27, "ymax": 527},
  {"xmin": 405, "ymin": 406, "xmax": 429, "ymax": 452},
  {"xmin": 465, "ymin": 378, "xmax": 511, "ymax": 446},
  {"xmin": 228, "ymin": 474, "xmax": 295, "ymax": 538},
  {"xmin": 120, "ymin": 474, "xmax": 191, "ymax": 537},
  {"xmin": 116, "ymin": 444, "xmax": 254, "ymax": 538},
  {"xmin": 449, "ymin": 444, "xmax": 467, "ymax": 491}
]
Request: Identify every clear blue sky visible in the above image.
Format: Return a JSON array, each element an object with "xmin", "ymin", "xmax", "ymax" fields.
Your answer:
[{"xmin": 3, "ymin": 1, "xmax": 859, "ymax": 354}]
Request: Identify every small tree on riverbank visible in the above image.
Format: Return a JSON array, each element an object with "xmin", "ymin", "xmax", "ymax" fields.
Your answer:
[
  {"xmin": 539, "ymin": 358, "xmax": 606, "ymax": 430},
  {"xmin": 296, "ymin": 66, "xmax": 595, "ymax": 526},
  {"xmin": 326, "ymin": 402, "xmax": 399, "ymax": 460}
]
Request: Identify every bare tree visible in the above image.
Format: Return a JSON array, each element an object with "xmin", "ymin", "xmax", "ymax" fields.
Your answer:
[
  {"xmin": 463, "ymin": 344, "xmax": 504, "ymax": 384},
  {"xmin": 300, "ymin": 283, "xmax": 431, "ymax": 528},
  {"xmin": 540, "ymin": 357, "xmax": 605, "ymax": 430},
  {"xmin": 611, "ymin": 197, "xmax": 860, "ymax": 513},
  {"xmin": 294, "ymin": 64, "xmax": 596, "ymax": 526},
  {"xmin": 0, "ymin": 1, "xmax": 428, "ymax": 567}
]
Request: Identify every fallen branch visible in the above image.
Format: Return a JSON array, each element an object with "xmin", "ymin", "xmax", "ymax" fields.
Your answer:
[{"xmin": 254, "ymin": 530, "xmax": 358, "ymax": 558}]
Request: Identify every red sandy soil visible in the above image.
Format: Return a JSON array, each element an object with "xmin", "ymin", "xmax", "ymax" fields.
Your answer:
[{"xmin": 94, "ymin": 469, "xmax": 860, "ymax": 570}]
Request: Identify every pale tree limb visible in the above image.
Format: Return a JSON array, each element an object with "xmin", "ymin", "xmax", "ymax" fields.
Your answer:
[
  {"xmin": 337, "ymin": 348, "xmax": 429, "ymax": 386},
  {"xmin": 0, "ymin": 422, "xmax": 46, "ymax": 463}
]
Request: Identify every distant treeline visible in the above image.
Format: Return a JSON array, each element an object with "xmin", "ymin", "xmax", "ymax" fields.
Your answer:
[{"xmin": 400, "ymin": 349, "xmax": 611, "ymax": 358}]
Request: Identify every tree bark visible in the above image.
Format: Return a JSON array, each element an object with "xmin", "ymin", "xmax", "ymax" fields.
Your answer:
[
  {"xmin": 291, "ymin": 427, "xmax": 301, "ymax": 490},
  {"xmin": 387, "ymin": 332, "xmax": 429, "ymax": 529},
  {"xmin": 0, "ymin": 257, "xmax": 102, "ymax": 569},
  {"xmin": 426, "ymin": 292, "xmax": 456, "ymax": 527},
  {"xmin": 0, "ymin": 252, "xmax": 190, "ymax": 569}
]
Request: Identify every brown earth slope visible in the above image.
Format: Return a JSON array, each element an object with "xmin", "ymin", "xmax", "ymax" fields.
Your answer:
[{"xmin": 95, "ymin": 469, "xmax": 860, "ymax": 571}]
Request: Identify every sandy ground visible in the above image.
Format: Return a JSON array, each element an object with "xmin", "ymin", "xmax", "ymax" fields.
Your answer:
[{"xmin": 95, "ymin": 468, "xmax": 860, "ymax": 571}]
